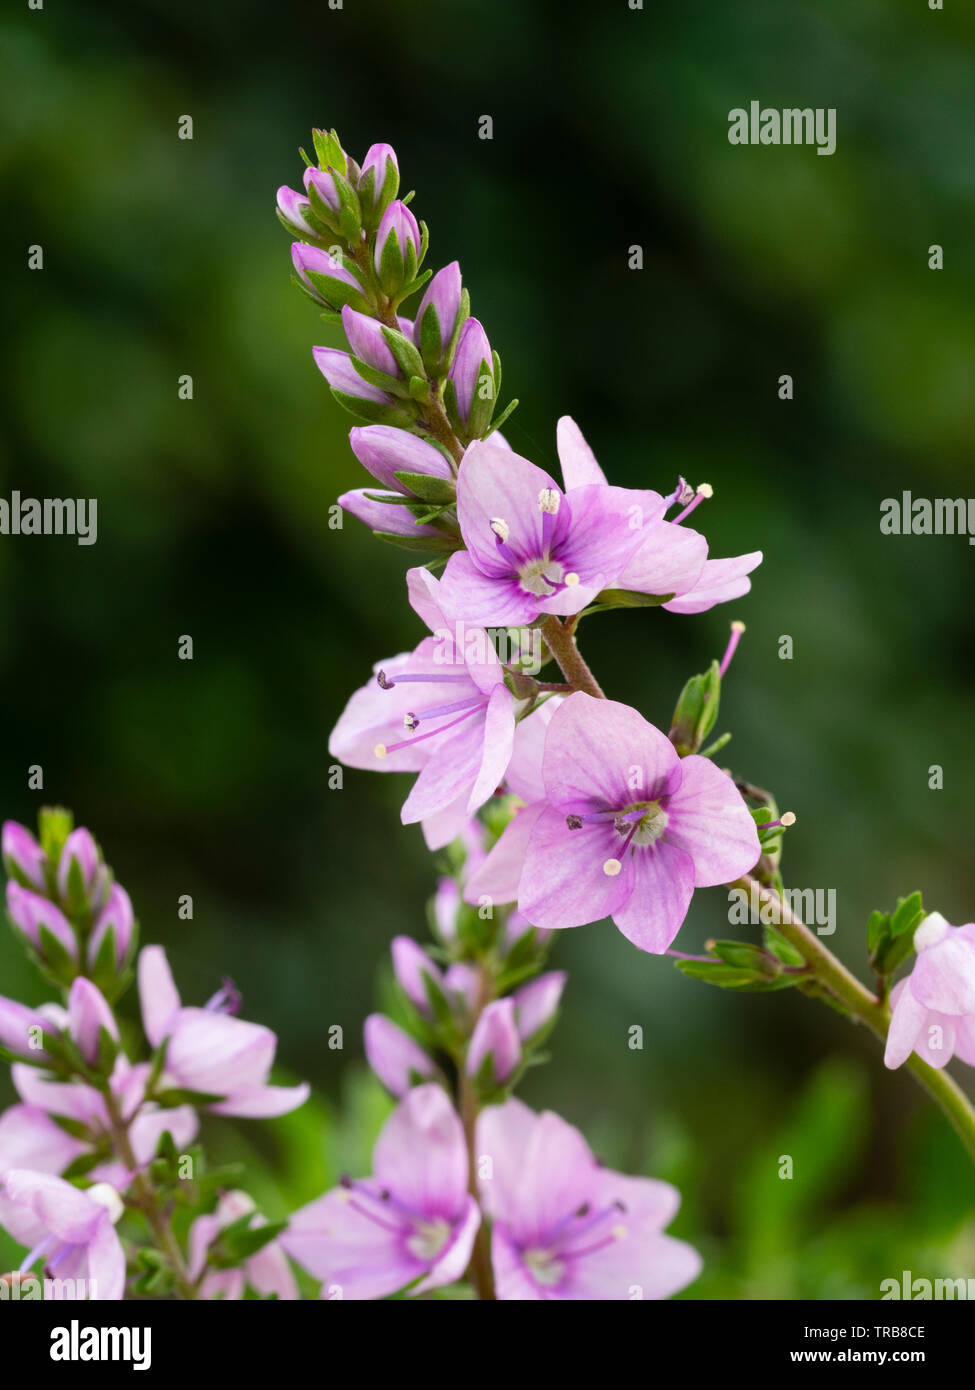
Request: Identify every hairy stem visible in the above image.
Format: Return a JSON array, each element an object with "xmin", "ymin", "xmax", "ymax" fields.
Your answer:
[
  {"xmin": 104, "ymin": 1091, "xmax": 198, "ymax": 1299},
  {"xmin": 540, "ymin": 616, "xmax": 605, "ymax": 698},
  {"xmin": 735, "ymin": 875, "xmax": 975, "ymax": 1165}
]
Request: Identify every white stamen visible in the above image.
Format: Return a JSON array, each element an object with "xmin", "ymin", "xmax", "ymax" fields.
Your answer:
[
  {"xmin": 696, "ymin": 482, "xmax": 713, "ymax": 499},
  {"xmin": 603, "ymin": 858, "xmax": 622, "ymax": 877},
  {"xmin": 730, "ymin": 619, "xmax": 746, "ymax": 634},
  {"xmin": 87, "ymin": 1183, "xmax": 125, "ymax": 1225},
  {"xmin": 611, "ymin": 1224, "xmax": 627, "ymax": 1240},
  {"xmin": 374, "ymin": 743, "xmax": 388, "ymax": 759},
  {"xmin": 915, "ymin": 912, "xmax": 950, "ymax": 951},
  {"xmin": 780, "ymin": 811, "xmax": 796, "ymax": 827},
  {"xmin": 490, "ymin": 517, "xmax": 510, "ymax": 542},
  {"xmin": 537, "ymin": 488, "xmax": 560, "ymax": 515},
  {"xmin": 564, "ymin": 572, "xmax": 580, "ymax": 587}
]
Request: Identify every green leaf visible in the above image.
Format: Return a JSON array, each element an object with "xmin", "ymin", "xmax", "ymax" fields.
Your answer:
[
  {"xmin": 371, "ymin": 529, "xmax": 460, "ymax": 554},
  {"xmin": 393, "ymin": 471, "xmax": 457, "ymax": 504}
]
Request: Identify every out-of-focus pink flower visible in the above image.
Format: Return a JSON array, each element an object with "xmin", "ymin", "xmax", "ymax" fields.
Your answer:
[
  {"xmin": 478, "ymin": 1098, "xmax": 701, "ymax": 1300},
  {"xmin": 885, "ymin": 913, "xmax": 975, "ymax": 1070},
  {"xmin": 281, "ymin": 1084, "xmax": 480, "ymax": 1300}
]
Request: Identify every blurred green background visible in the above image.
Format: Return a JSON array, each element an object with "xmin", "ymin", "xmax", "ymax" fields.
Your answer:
[{"xmin": 1, "ymin": 0, "xmax": 974, "ymax": 1297}]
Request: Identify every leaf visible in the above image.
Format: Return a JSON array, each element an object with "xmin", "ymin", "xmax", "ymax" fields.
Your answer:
[{"xmin": 393, "ymin": 471, "xmax": 457, "ymax": 504}]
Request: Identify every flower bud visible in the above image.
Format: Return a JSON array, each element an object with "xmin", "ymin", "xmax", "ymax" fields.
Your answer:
[
  {"xmin": 414, "ymin": 262, "xmax": 466, "ymax": 376},
  {"xmin": 57, "ymin": 828, "xmax": 107, "ymax": 912},
  {"xmin": 275, "ymin": 185, "xmax": 318, "ymax": 239},
  {"xmin": 513, "ymin": 971, "xmax": 566, "ymax": 1041},
  {"xmin": 432, "ymin": 877, "xmax": 460, "ymax": 943},
  {"xmin": 303, "ymin": 166, "xmax": 361, "ymax": 242},
  {"xmin": 357, "ymin": 143, "xmax": 399, "ymax": 228},
  {"xmin": 466, "ymin": 998, "xmax": 520, "ymax": 1086},
  {"xmin": 391, "ymin": 936, "xmax": 443, "ymax": 1016},
  {"xmin": 668, "ymin": 661, "xmax": 721, "ymax": 758},
  {"xmin": 6, "ymin": 881, "xmax": 77, "ymax": 959},
  {"xmin": 0, "ymin": 997, "xmax": 55, "ymax": 1059},
  {"xmin": 67, "ymin": 976, "xmax": 119, "ymax": 1066},
  {"xmin": 88, "ymin": 883, "xmax": 135, "ymax": 970},
  {"xmin": 2, "ymin": 821, "xmax": 48, "ymax": 891},
  {"xmin": 312, "ymin": 348, "xmax": 414, "ymax": 428},
  {"xmin": 349, "ymin": 425, "xmax": 453, "ymax": 495},
  {"xmin": 446, "ymin": 317, "xmax": 496, "ymax": 438},
  {"xmin": 374, "ymin": 200, "xmax": 421, "ymax": 296},
  {"xmin": 340, "ymin": 306, "xmax": 402, "ymax": 378},
  {"xmin": 364, "ymin": 1014, "xmax": 436, "ymax": 1097},
  {"xmin": 444, "ymin": 962, "xmax": 480, "ymax": 1014},
  {"xmin": 291, "ymin": 243, "xmax": 368, "ymax": 313}
]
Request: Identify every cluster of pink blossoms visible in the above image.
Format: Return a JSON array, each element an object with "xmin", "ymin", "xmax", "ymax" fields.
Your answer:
[{"xmin": 0, "ymin": 814, "xmax": 307, "ymax": 1299}]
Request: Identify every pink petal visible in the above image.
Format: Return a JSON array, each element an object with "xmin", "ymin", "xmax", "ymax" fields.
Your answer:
[
  {"xmin": 556, "ymin": 416, "xmax": 608, "ymax": 490},
  {"xmin": 664, "ymin": 755, "xmax": 760, "ymax": 886},
  {"xmin": 372, "ymin": 1084, "xmax": 468, "ymax": 1219},
  {"xmin": 518, "ymin": 804, "xmax": 634, "ymax": 931},
  {"xmin": 541, "ymin": 694, "xmax": 681, "ymax": 812},
  {"xmin": 610, "ymin": 840, "xmax": 696, "ymax": 953},
  {"xmin": 138, "ymin": 945, "xmax": 182, "ymax": 1049},
  {"xmin": 464, "ymin": 801, "xmax": 544, "ymax": 907},
  {"xmin": 663, "ymin": 551, "xmax": 763, "ymax": 615}
]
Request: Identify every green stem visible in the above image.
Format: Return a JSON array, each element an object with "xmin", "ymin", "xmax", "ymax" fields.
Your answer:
[
  {"xmin": 104, "ymin": 1090, "xmax": 198, "ymax": 1299},
  {"xmin": 737, "ymin": 875, "xmax": 975, "ymax": 1166}
]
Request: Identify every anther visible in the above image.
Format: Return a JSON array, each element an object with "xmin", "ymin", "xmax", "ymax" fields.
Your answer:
[
  {"xmin": 566, "ymin": 814, "xmax": 583, "ymax": 830},
  {"xmin": 603, "ymin": 858, "xmax": 622, "ymax": 877},
  {"xmin": 564, "ymin": 572, "xmax": 579, "ymax": 587},
  {"xmin": 538, "ymin": 488, "xmax": 560, "ymax": 514},
  {"xmin": 490, "ymin": 517, "xmax": 510, "ymax": 543}
]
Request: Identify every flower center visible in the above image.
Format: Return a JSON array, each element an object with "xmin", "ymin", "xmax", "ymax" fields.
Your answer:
[
  {"xmin": 617, "ymin": 800, "xmax": 669, "ymax": 848},
  {"xmin": 518, "ymin": 556, "xmax": 565, "ymax": 596},
  {"xmin": 406, "ymin": 1217, "xmax": 452, "ymax": 1261},
  {"xmin": 523, "ymin": 1247, "xmax": 566, "ymax": 1286}
]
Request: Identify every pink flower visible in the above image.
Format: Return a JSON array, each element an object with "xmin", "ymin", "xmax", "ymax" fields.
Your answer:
[
  {"xmin": 437, "ymin": 442, "xmax": 649, "ymax": 626},
  {"xmin": 555, "ymin": 416, "xmax": 762, "ymax": 612},
  {"xmin": 484, "ymin": 693, "xmax": 760, "ymax": 953},
  {"xmin": 328, "ymin": 568, "xmax": 517, "ymax": 850},
  {"xmin": 188, "ymin": 1190, "xmax": 298, "ymax": 1301},
  {"xmin": 0, "ymin": 1172, "xmax": 126, "ymax": 1300},
  {"xmin": 884, "ymin": 914, "xmax": 975, "ymax": 1070},
  {"xmin": 137, "ymin": 946, "xmax": 309, "ymax": 1118},
  {"xmin": 477, "ymin": 1098, "xmax": 701, "ymax": 1300},
  {"xmin": 281, "ymin": 1084, "xmax": 480, "ymax": 1300}
]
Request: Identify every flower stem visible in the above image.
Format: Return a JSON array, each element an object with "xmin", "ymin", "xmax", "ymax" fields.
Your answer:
[
  {"xmin": 103, "ymin": 1090, "xmax": 199, "ymax": 1299},
  {"xmin": 540, "ymin": 616, "xmax": 605, "ymax": 698},
  {"xmin": 735, "ymin": 875, "xmax": 975, "ymax": 1165},
  {"xmin": 458, "ymin": 964, "xmax": 496, "ymax": 1300}
]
